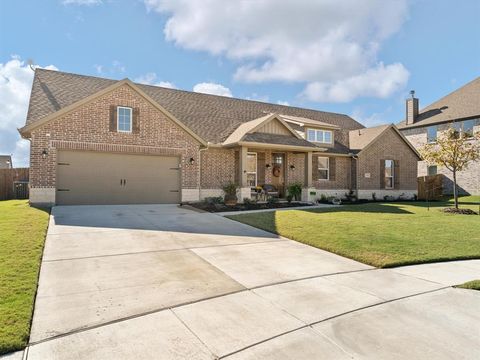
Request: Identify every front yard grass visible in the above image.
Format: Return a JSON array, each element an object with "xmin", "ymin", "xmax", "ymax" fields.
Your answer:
[
  {"xmin": 0, "ymin": 200, "xmax": 50, "ymax": 355},
  {"xmin": 455, "ymin": 280, "xmax": 480, "ymax": 291},
  {"xmin": 227, "ymin": 197, "xmax": 480, "ymax": 268}
]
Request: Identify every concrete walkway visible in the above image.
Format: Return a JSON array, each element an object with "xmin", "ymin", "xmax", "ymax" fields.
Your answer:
[{"xmin": 25, "ymin": 205, "xmax": 480, "ymax": 359}]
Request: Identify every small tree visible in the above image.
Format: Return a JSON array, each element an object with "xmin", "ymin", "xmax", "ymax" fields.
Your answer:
[{"xmin": 420, "ymin": 127, "xmax": 480, "ymax": 209}]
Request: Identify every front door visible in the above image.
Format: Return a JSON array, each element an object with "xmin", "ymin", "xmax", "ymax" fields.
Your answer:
[{"xmin": 271, "ymin": 153, "xmax": 285, "ymax": 197}]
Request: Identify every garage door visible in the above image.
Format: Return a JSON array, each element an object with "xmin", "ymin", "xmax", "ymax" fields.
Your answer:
[{"xmin": 56, "ymin": 151, "xmax": 181, "ymax": 205}]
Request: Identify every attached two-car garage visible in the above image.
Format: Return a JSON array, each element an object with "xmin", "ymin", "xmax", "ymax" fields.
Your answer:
[{"xmin": 56, "ymin": 151, "xmax": 181, "ymax": 205}]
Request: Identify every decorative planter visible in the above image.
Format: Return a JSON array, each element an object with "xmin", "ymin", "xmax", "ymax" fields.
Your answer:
[{"xmin": 224, "ymin": 194, "xmax": 238, "ymax": 206}]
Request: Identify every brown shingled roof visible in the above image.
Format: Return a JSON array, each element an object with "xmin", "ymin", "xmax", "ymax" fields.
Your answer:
[
  {"xmin": 25, "ymin": 69, "xmax": 364, "ymax": 144},
  {"xmin": 349, "ymin": 124, "xmax": 390, "ymax": 152},
  {"xmin": 397, "ymin": 76, "xmax": 480, "ymax": 129}
]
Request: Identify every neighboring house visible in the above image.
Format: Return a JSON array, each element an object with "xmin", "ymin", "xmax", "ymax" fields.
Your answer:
[
  {"xmin": 398, "ymin": 78, "xmax": 480, "ymax": 195},
  {"xmin": 19, "ymin": 69, "xmax": 420, "ymax": 205},
  {"xmin": 0, "ymin": 155, "xmax": 12, "ymax": 169}
]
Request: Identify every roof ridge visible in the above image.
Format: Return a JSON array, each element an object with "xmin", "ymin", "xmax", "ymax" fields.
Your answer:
[{"xmin": 36, "ymin": 68, "xmax": 360, "ymax": 124}]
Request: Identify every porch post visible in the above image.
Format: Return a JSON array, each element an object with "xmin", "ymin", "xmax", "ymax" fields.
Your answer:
[
  {"xmin": 302, "ymin": 151, "xmax": 313, "ymax": 202},
  {"xmin": 305, "ymin": 152, "xmax": 313, "ymax": 187},
  {"xmin": 238, "ymin": 146, "xmax": 251, "ymax": 201},
  {"xmin": 239, "ymin": 146, "xmax": 248, "ymax": 187}
]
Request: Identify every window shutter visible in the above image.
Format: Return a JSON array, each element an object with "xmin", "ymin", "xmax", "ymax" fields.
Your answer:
[
  {"xmin": 329, "ymin": 157, "xmax": 336, "ymax": 181},
  {"xmin": 380, "ymin": 159, "xmax": 385, "ymax": 189},
  {"xmin": 132, "ymin": 107, "xmax": 140, "ymax": 133},
  {"xmin": 109, "ymin": 105, "xmax": 117, "ymax": 132},
  {"xmin": 394, "ymin": 160, "xmax": 400, "ymax": 189},
  {"xmin": 313, "ymin": 155, "xmax": 319, "ymax": 180}
]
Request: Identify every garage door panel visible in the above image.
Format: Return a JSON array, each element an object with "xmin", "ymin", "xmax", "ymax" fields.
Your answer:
[{"xmin": 56, "ymin": 151, "xmax": 181, "ymax": 205}]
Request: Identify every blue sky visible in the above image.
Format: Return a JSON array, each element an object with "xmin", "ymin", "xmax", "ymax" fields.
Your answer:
[{"xmin": 1, "ymin": 0, "xmax": 479, "ymax": 166}]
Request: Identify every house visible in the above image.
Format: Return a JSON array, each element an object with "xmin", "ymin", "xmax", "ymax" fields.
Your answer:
[
  {"xmin": 19, "ymin": 69, "xmax": 420, "ymax": 205},
  {"xmin": 0, "ymin": 155, "xmax": 12, "ymax": 169},
  {"xmin": 398, "ymin": 78, "xmax": 480, "ymax": 195}
]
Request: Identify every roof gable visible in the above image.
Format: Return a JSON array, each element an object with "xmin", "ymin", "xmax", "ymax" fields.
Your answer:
[
  {"xmin": 351, "ymin": 124, "xmax": 421, "ymax": 159},
  {"xmin": 20, "ymin": 78, "xmax": 207, "ymax": 145}
]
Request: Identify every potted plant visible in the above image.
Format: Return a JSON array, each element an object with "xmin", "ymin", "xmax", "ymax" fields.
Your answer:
[{"xmin": 222, "ymin": 182, "xmax": 238, "ymax": 206}]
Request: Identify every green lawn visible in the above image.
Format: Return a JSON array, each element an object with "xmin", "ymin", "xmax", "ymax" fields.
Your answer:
[
  {"xmin": 227, "ymin": 196, "xmax": 480, "ymax": 268},
  {"xmin": 456, "ymin": 280, "xmax": 480, "ymax": 291},
  {"xmin": 0, "ymin": 201, "xmax": 50, "ymax": 355}
]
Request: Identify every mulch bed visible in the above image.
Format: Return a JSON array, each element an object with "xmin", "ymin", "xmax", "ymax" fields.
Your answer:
[
  {"xmin": 442, "ymin": 207, "xmax": 478, "ymax": 215},
  {"xmin": 188, "ymin": 201, "xmax": 313, "ymax": 213}
]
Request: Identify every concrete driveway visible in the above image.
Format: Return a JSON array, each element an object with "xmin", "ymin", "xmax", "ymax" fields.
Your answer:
[{"xmin": 25, "ymin": 205, "xmax": 480, "ymax": 359}]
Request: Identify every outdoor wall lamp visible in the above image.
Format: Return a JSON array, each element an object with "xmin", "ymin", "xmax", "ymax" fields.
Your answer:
[
  {"xmin": 188, "ymin": 157, "xmax": 195, "ymax": 165},
  {"xmin": 265, "ymin": 164, "xmax": 271, "ymax": 169},
  {"xmin": 289, "ymin": 164, "xmax": 295, "ymax": 170},
  {"xmin": 41, "ymin": 149, "xmax": 48, "ymax": 159}
]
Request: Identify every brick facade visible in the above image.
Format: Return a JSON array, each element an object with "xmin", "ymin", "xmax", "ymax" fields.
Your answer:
[
  {"xmin": 29, "ymin": 84, "xmax": 202, "ymax": 203},
  {"xmin": 357, "ymin": 127, "xmax": 418, "ymax": 191},
  {"xmin": 402, "ymin": 120, "xmax": 480, "ymax": 195}
]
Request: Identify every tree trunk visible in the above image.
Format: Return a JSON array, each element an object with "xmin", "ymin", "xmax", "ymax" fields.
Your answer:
[{"xmin": 453, "ymin": 169, "xmax": 458, "ymax": 209}]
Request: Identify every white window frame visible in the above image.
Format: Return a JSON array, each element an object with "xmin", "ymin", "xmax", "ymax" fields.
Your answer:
[
  {"xmin": 117, "ymin": 106, "xmax": 133, "ymax": 133},
  {"xmin": 306, "ymin": 128, "xmax": 333, "ymax": 144},
  {"xmin": 246, "ymin": 152, "xmax": 257, "ymax": 187},
  {"xmin": 317, "ymin": 156, "xmax": 329, "ymax": 180},
  {"xmin": 385, "ymin": 159, "xmax": 394, "ymax": 189}
]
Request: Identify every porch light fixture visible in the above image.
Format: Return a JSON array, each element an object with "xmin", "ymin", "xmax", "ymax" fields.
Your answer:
[
  {"xmin": 188, "ymin": 157, "xmax": 195, "ymax": 165},
  {"xmin": 289, "ymin": 164, "xmax": 295, "ymax": 170},
  {"xmin": 265, "ymin": 164, "xmax": 271, "ymax": 169},
  {"xmin": 41, "ymin": 149, "xmax": 48, "ymax": 159}
]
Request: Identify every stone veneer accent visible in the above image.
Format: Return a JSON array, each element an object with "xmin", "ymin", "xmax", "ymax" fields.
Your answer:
[{"xmin": 402, "ymin": 121, "xmax": 480, "ymax": 195}]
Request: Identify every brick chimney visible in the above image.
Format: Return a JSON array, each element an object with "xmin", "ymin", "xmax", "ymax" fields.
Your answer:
[{"xmin": 406, "ymin": 90, "xmax": 419, "ymax": 125}]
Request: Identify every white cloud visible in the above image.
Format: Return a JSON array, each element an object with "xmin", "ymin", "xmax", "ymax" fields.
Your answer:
[
  {"xmin": 0, "ymin": 57, "xmax": 58, "ymax": 167},
  {"xmin": 62, "ymin": 0, "xmax": 102, "ymax": 5},
  {"xmin": 92, "ymin": 60, "xmax": 126, "ymax": 77},
  {"xmin": 134, "ymin": 72, "xmax": 176, "ymax": 88},
  {"xmin": 277, "ymin": 100, "xmax": 290, "ymax": 106},
  {"xmin": 350, "ymin": 106, "xmax": 394, "ymax": 127},
  {"xmin": 303, "ymin": 63, "xmax": 409, "ymax": 103},
  {"xmin": 245, "ymin": 93, "xmax": 269, "ymax": 102},
  {"xmin": 193, "ymin": 82, "xmax": 232, "ymax": 97},
  {"xmin": 145, "ymin": 0, "xmax": 409, "ymax": 102}
]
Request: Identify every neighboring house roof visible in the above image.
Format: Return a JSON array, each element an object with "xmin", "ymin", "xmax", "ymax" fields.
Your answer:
[
  {"xmin": 397, "ymin": 76, "xmax": 480, "ymax": 129},
  {"xmin": 24, "ymin": 69, "xmax": 364, "ymax": 144},
  {"xmin": 0, "ymin": 155, "xmax": 12, "ymax": 169},
  {"xmin": 349, "ymin": 124, "xmax": 421, "ymax": 159}
]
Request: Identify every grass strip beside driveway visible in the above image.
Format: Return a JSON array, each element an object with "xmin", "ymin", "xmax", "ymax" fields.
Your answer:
[
  {"xmin": 0, "ymin": 200, "xmax": 50, "ymax": 355},
  {"xmin": 227, "ymin": 198, "xmax": 480, "ymax": 268},
  {"xmin": 455, "ymin": 280, "xmax": 480, "ymax": 291}
]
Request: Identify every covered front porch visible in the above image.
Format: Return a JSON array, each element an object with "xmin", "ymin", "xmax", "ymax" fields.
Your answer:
[{"xmin": 235, "ymin": 145, "xmax": 314, "ymax": 202}]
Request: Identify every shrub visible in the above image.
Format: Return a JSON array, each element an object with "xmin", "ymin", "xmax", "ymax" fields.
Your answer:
[
  {"xmin": 204, "ymin": 196, "xmax": 223, "ymax": 205},
  {"xmin": 243, "ymin": 197, "xmax": 255, "ymax": 205},
  {"xmin": 287, "ymin": 183, "xmax": 302, "ymax": 201},
  {"xmin": 372, "ymin": 192, "xmax": 377, "ymax": 201},
  {"xmin": 286, "ymin": 194, "xmax": 293, "ymax": 203},
  {"xmin": 267, "ymin": 196, "xmax": 279, "ymax": 204}
]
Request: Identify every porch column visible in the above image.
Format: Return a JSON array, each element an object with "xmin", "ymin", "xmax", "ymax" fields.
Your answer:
[
  {"xmin": 305, "ymin": 152, "xmax": 313, "ymax": 187},
  {"xmin": 238, "ymin": 146, "xmax": 248, "ymax": 187},
  {"xmin": 238, "ymin": 146, "xmax": 251, "ymax": 201}
]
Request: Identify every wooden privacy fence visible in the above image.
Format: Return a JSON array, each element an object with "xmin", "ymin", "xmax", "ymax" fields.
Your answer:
[
  {"xmin": 417, "ymin": 174, "xmax": 443, "ymax": 200},
  {"xmin": 0, "ymin": 168, "xmax": 29, "ymax": 200}
]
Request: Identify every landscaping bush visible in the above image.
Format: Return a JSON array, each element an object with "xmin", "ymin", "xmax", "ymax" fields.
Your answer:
[
  {"xmin": 204, "ymin": 196, "xmax": 223, "ymax": 205},
  {"xmin": 287, "ymin": 183, "xmax": 302, "ymax": 201}
]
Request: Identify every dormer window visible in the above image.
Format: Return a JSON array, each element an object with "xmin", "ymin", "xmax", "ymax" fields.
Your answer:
[
  {"xmin": 306, "ymin": 129, "xmax": 333, "ymax": 144},
  {"xmin": 117, "ymin": 106, "xmax": 132, "ymax": 133}
]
